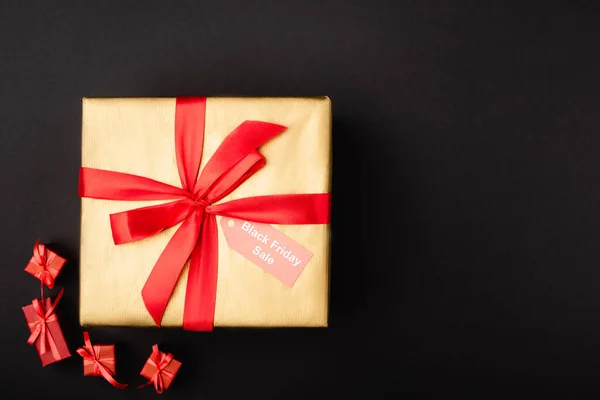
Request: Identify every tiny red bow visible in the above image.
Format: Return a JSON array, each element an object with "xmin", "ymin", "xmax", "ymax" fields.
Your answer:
[
  {"xmin": 26, "ymin": 288, "xmax": 64, "ymax": 359},
  {"xmin": 139, "ymin": 345, "xmax": 178, "ymax": 394},
  {"xmin": 76, "ymin": 332, "xmax": 127, "ymax": 389}
]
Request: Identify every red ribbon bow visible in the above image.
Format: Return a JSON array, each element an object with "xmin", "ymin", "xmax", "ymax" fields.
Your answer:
[
  {"xmin": 27, "ymin": 288, "xmax": 64, "ymax": 360},
  {"xmin": 76, "ymin": 332, "xmax": 127, "ymax": 389},
  {"xmin": 31, "ymin": 239, "xmax": 59, "ymax": 289},
  {"xmin": 139, "ymin": 345, "xmax": 177, "ymax": 394},
  {"xmin": 79, "ymin": 97, "xmax": 331, "ymax": 331}
]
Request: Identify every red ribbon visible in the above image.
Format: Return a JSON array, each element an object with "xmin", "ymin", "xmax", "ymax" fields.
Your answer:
[
  {"xmin": 138, "ymin": 345, "xmax": 176, "ymax": 394},
  {"xmin": 27, "ymin": 288, "xmax": 64, "ymax": 360},
  {"xmin": 79, "ymin": 97, "xmax": 331, "ymax": 331},
  {"xmin": 31, "ymin": 239, "xmax": 59, "ymax": 289},
  {"xmin": 76, "ymin": 332, "xmax": 127, "ymax": 389}
]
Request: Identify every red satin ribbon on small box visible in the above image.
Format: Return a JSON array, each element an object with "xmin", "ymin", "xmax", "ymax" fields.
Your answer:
[
  {"xmin": 79, "ymin": 97, "xmax": 331, "ymax": 331},
  {"xmin": 139, "ymin": 344, "xmax": 181, "ymax": 393},
  {"xmin": 76, "ymin": 332, "xmax": 127, "ymax": 389},
  {"xmin": 23, "ymin": 288, "xmax": 71, "ymax": 366},
  {"xmin": 24, "ymin": 239, "xmax": 66, "ymax": 289}
]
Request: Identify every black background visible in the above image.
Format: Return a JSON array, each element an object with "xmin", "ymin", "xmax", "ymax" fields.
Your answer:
[{"xmin": 2, "ymin": 0, "xmax": 600, "ymax": 398}]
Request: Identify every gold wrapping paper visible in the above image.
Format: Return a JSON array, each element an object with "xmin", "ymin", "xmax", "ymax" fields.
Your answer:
[{"xmin": 80, "ymin": 97, "xmax": 331, "ymax": 327}]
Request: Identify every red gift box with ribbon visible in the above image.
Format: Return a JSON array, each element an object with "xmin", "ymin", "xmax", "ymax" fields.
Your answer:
[
  {"xmin": 22, "ymin": 289, "xmax": 71, "ymax": 366},
  {"xmin": 79, "ymin": 97, "xmax": 332, "ymax": 331},
  {"xmin": 139, "ymin": 345, "xmax": 182, "ymax": 393},
  {"xmin": 24, "ymin": 240, "xmax": 66, "ymax": 289},
  {"xmin": 76, "ymin": 332, "xmax": 127, "ymax": 389}
]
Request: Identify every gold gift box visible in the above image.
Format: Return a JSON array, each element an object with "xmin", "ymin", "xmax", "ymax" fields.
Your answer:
[{"xmin": 80, "ymin": 97, "xmax": 331, "ymax": 328}]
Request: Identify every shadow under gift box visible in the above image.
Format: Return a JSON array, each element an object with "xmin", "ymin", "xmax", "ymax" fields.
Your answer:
[{"xmin": 79, "ymin": 97, "xmax": 332, "ymax": 328}]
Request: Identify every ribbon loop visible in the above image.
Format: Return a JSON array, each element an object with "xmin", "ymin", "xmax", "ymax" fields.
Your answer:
[
  {"xmin": 79, "ymin": 168, "xmax": 190, "ymax": 201},
  {"xmin": 110, "ymin": 199, "xmax": 195, "ymax": 245},
  {"xmin": 200, "ymin": 151, "xmax": 266, "ymax": 204},
  {"xmin": 33, "ymin": 239, "xmax": 47, "ymax": 265},
  {"xmin": 193, "ymin": 121, "xmax": 287, "ymax": 197},
  {"xmin": 141, "ymin": 209, "xmax": 204, "ymax": 326}
]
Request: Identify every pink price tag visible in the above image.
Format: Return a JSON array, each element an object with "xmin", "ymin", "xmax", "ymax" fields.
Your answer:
[{"xmin": 220, "ymin": 217, "xmax": 313, "ymax": 287}]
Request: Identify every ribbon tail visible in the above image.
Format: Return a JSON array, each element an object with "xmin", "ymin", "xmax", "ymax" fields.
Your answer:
[
  {"xmin": 137, "ymin": 376, "xmax": 165, "ymax": 394},
  {"xmin": 82, "ymin": 332, "xmax": 93, "ymax": 349},
  {"xmin": 39, "ymin": 324, "xmax": 48, "ymax": 355},
  {"xmin": 183, "ymin": 213, "xmax": 218, "ymax": 331},
  {"xmin": 98, "ymin": 364, "xmax": 128, "ymax": 389},
  {"xmin": 142, "ymin": 210, "xmax": 204, "ymax": 326},
  {"xmin": 43, "ymin": 328, "xmax": 61, "ymax": 360},
  {"xmin": 209, "ymin": 193, "xmax": 331, "ymax": 224},
  {"xmin": 137, "ymin": 380, "xmax": 155, "ymax": 390},
  {"xmin": 155, "ymin": 374, "xmax": 165, "ymax": 394},
  {"xmin": 45, "ymin": 288, "xmax": 64, "ymax": 317}
]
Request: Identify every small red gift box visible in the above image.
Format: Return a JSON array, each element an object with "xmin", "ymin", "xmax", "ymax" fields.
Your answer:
[
  {"xmin": 140, "ymin": 345, "xmax": 182, "ymax": 393},
  {"xmin": 24, "ymin": 240, "xmax": 66, "ymax": 289},
  {"xmin": 22, "ymin": 290, "xmax": 71, "ymax": 366},
  {"xmin": 77, "ymin": 332, "xmax": 126, "ymax": 389},
  {"xmin": 83, "ymin": 344, "xmax": 115, "ymax": 377}
]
